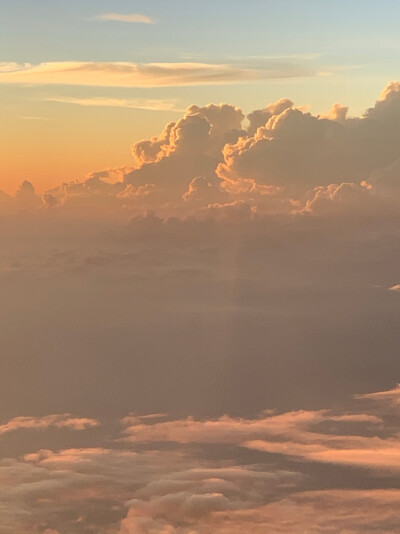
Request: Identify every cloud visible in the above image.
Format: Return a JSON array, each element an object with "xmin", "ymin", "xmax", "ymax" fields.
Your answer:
[
  {"xmin": 0, "ymin": 59, "xmax": 317, "ymax": 88},
  {"xmin": 356, "ymin": 383, "xmax": 400, "ymax": 406},
  {"xmin": 5, "ymin": 82, "xmax": 400, "ymax": 221},
  {"xmin": 19, "ymin": 115, "xmax": 53, "ymax": 121},
  {"xmin": 217, "ymin": 81, "xmax": 400, "ymax": 195},
  {"xmin": 389, "ymin": 284, "xmax": 400, "ymax": 293},
  {"xmin": 4, "ymin": 82, "xmax": 400, "ymax": 533},
  {"xmin": 0, "ymin": 414, "xmax": 99, "ymax": 436},
  {"xmin": 120, "ymin": 410, "xmax": 327, "ymax": 445},
  {"xmin": 96, "ymin": 13, "xmax": 154, "ymax": 24},
  {"xmin": 1, "ymin": 447, "xmax": 297, "ymax": 533},
  {"xmin": 0, "ymin": 385, "xmax": 400, "ymax": 532},
  {"xmin": 206, "ymin": 490, "xmax": 400, "ymax": 534},
  {"xmin": 45, "ymin": 96, "xmax": 182, "ymax": 112},
  {"xmin": 0, "ymin": 180, "xmax": 42, "ymax": 213},
  {"xmin": 124, "ymin": 103, "xmax": 246, "ymax": 203},
  {"xmin": 118, "ymin": 385, "xmax": 400, "ymax": 474}
]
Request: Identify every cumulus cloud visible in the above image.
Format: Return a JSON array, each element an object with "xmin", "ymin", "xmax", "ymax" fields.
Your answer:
[
  {"xmin": 124, "ymin": 103, "xmax": 246, "ymax": 209},
  {"xmin": 6, "ymin": 81, "xmax": 400, "ymax": 221},
  {"xmin": 14, "ymin": 180, "xmax": 42, "ymax": 210},
  {"xmin": 4, "ymin": 82, "xmax": 400, "ymax": 220},
  {"xmin": 213, "ymin": 81, "xmax": 400, "ymax": 204}
]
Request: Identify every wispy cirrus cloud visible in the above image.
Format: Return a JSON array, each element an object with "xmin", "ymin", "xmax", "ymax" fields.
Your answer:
[
  {"xmin": 0, "ymin": 60, "xmax": 318, "ymax": 88},
  {"xmin": 96, "ymin": 12, "xmax": 154, "ymax": 24},
  {"xmin": 19, "ymin": 115, "xmax": 53, "ymax": 121},
  {"xmin": 356, "ymin": 383, "xmax": 400, "ymax": 406},
  {"xmin": 45, "ymin": 96, "xmax": 183, "ymax": 112}
]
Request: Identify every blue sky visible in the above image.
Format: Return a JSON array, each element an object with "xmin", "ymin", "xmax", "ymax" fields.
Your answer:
[{"xmin": 2, "ymin": 0, "xmax": 400, "ymax": 64}]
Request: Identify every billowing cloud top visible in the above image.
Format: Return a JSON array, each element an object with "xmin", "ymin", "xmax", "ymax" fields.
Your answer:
[{"xmin": 3, "ymin": 81, "xmax": 400, "ymax": 221}]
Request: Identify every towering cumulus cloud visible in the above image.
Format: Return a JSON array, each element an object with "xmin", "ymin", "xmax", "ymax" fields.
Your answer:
[
  {"xmin": 2, "ymin": 82, "xmax": 400, "ymax": 218},
  {"xmin": 2, "ymin": 84, "xmax": 400, "ymax": 533},
  {"xmin": 124, "ymin": 81, "xmax": 400, "ymax": 214}
]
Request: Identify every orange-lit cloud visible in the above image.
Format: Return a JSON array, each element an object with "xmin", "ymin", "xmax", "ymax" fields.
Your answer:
[
  {"xmin": 96, "ymin": 13, "xmax": 155, "ymax": 24},
  {"xmin": 45, "ymin": 96, "xmax": 182, "ymax": 112},
  {"xmin": 0, "ymin": 414, "xmax": 99, "ymax": 435},
  {"xmin": 0, "ymin": 60, "xmax": 317, "ymax": 87},
  {"xmin": 120, "ymin": 391, "xmax": 400, "ymax": 472},
  {"xmin": 356, "ymin": 383, "xmax": 400, "ymax": 406},
  {"xmin": 3, "ymin": 82, "xmax": 400, "ymax": 221},
  {"xmin": 1, "ymin": 384, "xmax": 400, "ymax": 533}
]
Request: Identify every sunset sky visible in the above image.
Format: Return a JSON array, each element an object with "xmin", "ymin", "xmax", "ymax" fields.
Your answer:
[
  {"xmin": 2, "ymin": 2, "xmax": 400, "ymax": 534},
  {"xmin": 2, "ymin": 0, "xmax": 400, "ymax": 192}
]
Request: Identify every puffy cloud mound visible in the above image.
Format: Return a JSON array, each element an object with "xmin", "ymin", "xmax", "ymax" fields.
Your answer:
[
  {"xmin": 218, "ymin": 82, "xmax": 400, "ymax": 194},
  {"xmin": 3, "ymin": 82, "xmax": 400, "ymax": 220},
  {"xmin": 126, "ymin": 103, "xmax": 246, "ymax": 205}
]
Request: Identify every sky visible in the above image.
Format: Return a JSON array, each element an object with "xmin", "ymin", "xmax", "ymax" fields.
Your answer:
[
  {"xmin": 3, "ymin": 2, "xmax": 400, "ymax": 533},
  {"xmin": 2, "ymin": 0, "xmax": 400, "ymax": 192}
]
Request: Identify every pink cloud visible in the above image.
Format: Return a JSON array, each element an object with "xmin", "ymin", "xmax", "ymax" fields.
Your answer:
[{"xmin": 0, "ymin": 414, "xmax": 99, "ymax": 435}]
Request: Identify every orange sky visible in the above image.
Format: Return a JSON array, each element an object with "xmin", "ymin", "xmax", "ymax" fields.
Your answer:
[{"xmin": 0, "ymin": 100, "xmax": 178, "ymax": 193}]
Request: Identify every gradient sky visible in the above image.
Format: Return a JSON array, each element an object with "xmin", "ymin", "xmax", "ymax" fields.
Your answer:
[{"xmin": 2, "ymin": 0, "xmax": 400, "ymax": 192}]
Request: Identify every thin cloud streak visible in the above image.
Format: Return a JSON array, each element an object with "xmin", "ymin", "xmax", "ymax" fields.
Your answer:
[
  {"xmin": 45, "ymin": 96, "xmax": 184, "ymax": 112},
  {"xmin": 19, "ymin": 115, "xmax": 53, "ymax": 121},
  {"xmin": 0, "ymin": 414, "xmax": 99, "ymax": 435},
  {"xmin": 0, "ymin": 60, "xmax": 320, "ymax": 88},
  {"xmin": 96, "ymin": 13, "xmax": 155, "ymax": 24}
]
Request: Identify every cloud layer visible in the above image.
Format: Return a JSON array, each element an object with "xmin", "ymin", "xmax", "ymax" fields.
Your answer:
[{"xmin": 1, "ymin": 385, "xmax": 400, "ymax": 533}]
